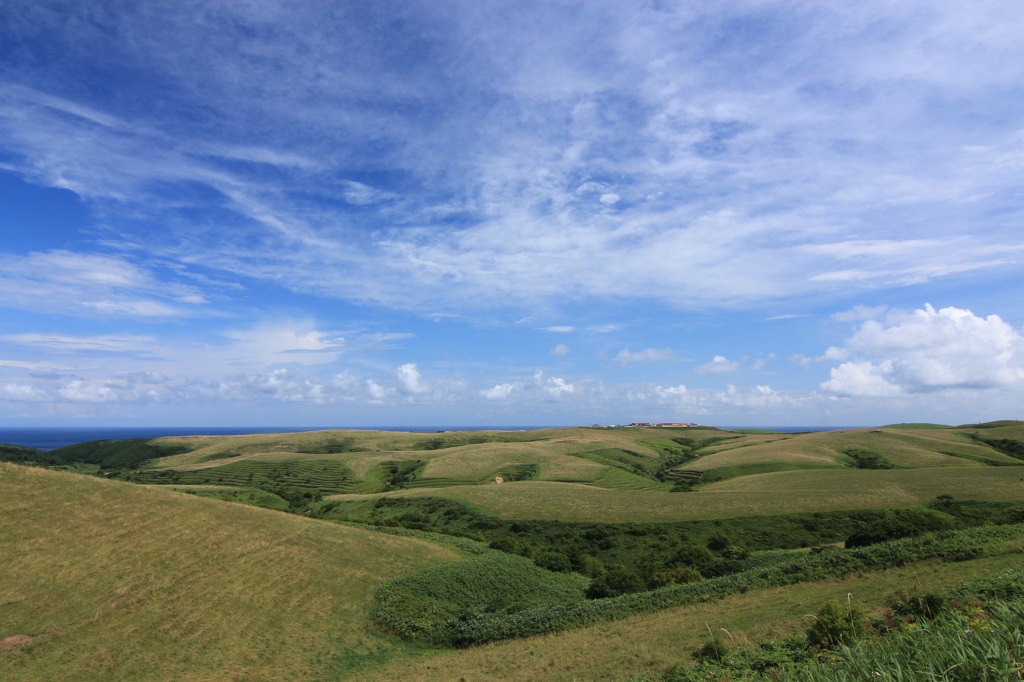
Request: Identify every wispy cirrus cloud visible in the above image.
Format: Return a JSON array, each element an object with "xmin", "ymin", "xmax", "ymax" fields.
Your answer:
[{"xmin": 0, "ymin": 2, "xmax": 1021, "ymax": 318}]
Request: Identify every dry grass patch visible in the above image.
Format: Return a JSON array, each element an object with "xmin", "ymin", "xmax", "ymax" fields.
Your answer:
[{"xmin": 0, "ymin": 463, "xmax": 457, "ymax": 682}]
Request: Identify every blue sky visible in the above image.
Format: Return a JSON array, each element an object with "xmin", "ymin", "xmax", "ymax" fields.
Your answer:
[{"xmin": 1, "ymin": 1, "xmax": 1023, "ymax": 427}]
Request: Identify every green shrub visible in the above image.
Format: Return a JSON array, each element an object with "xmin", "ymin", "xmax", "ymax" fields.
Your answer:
[
  {"xmin": 373, "ymin": 550, "xmax": 588, "ymax": 643},
  {"xmin": 842, "ymin": 448, "xmax": 897, "ymax": 470},
  {"xmin": 535, "ymin": 551, "xmax": 572, "ymax": 572},
  {"xmin": 804, "ymin": 599, "xmax": 870, "ymax": 649},
  {"xmin": 844, "ymin": 509, "xmax": 956, "ymax": 548},
  {"xmin": 382, "ymin": 524, "xmax": 1024, "ymax": 647}
]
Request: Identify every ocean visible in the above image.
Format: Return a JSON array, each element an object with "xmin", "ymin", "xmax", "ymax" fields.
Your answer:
[
  {"xmin": 0, "ymin": 424, "xmax": 866, "ymax": 451},
  {"xmin": 0, "ymin": 426, "xmax": 566, "ymax": 451}
]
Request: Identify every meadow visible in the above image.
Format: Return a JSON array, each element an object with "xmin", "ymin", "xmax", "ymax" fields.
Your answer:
[
  {"xmin": 0, "ymin": 463, "xmax": 456, "ymax": 681},
  {"xmin": 3, "ymin": 420, "xmax": 1024, "ymax": 680}
]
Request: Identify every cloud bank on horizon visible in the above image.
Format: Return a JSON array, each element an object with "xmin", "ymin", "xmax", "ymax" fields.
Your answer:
[{"xmin": 0, "ymin": 1, "xmax": 1022, "ymax": 426}]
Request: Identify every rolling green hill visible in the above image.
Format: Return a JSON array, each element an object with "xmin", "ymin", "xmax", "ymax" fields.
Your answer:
[
  {"xmin": 4, "ymin": 420, "xmax": 1024, "ymax": 680},
  {"xmin": 0, "ymin": 463, "xmax": 457, "ymax": 681}
]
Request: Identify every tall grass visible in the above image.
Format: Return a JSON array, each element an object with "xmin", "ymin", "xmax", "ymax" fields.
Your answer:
[{"xmin": 793, "ymin": 602, "xmax": 1024, "ymax": 682}]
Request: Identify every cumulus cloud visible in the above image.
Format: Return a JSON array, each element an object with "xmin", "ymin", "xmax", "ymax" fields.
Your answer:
[
  {"xmin": 695, "ymin": 355, "xmax": 743, "ymax": 375},
  {"xmin": 551, "ymin": 344, "xmax": 570, "ymax": 356},
  {"xmin": 821, "ymin": 304, "xmax": 1024, "ymax": 396},
  {"xmin": 821, "ymin": 361, "xmax": 904, "ymax": 397},
  {"xmin": 616, "ymin": 348, "xmax": 677, "ymax": 368},
  {"xmin": 544, "ymin": 377, "xmax": 574, "ymax": 397},
  {"xmin": 638, "ymin": 382, "xmax": 793, "ymax": 411},
  {"xmin": 599, "ymin": 193, "xmax": 620, "ymax": 205},
  {"xmin": 481, "ymin": 382, "xmax": 517, "ymax": 400},
  {"xmin": 395, "ymin": 363, "xmax": 427, "ymax": 394},
  {"xmin": 0, "ymin": 383, "xmax": 48, "ymax": 401}
]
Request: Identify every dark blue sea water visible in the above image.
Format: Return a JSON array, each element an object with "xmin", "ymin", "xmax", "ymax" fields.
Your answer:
[
  {"xmin": 0, "ymin": 426, "xmax": 561, "ymax": 451},
  {"xmin": 0, "ymin": 424, "xmax": 867, "ymax": 451}
]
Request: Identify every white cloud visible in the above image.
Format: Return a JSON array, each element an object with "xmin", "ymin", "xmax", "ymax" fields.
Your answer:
[
  {"xmin": 654, "ymin": 384, "xmax": 689, "ymax": 399},
  {"xmin": 576, "ymin": 181, "xmax": 611, "ymax": 194},
  {"xmin": 586, "ymin": 324, "xmax": 622, "ymax": 333},
  {"xmin": 616, "ymin": 348, "xmax": 678, "ymax": 367},
  {"xmin": 820, "ymin": 304, "xmax": 1024, "ymax": 396},
  {"xmin": 832, "ymin": 304, "xmax": 890, "ymax": 322},
  {"xmin": 545, "ymin": 326, "xmax": 575, "ymax": 333},
  {"xmin": 481, "ymin": 382, "xmax": 517, "ymax": 400},
  {"xmin": 57, "ymin": 380, "xmax": 121, "ymax": 403},
  {"xmin": 0, "ymin": 250, "xmax": 202, "ymax": 319},
  {"xmin": 821, "ymin": 361, "xmax": 903, "ymax": 397},
  {"xmin": 0, "ymin": 383, "xmax": 48, "ymax": 401},
  {"xmin": 544, "ymin": 377, "xmax": 574, "ymax": 397},
  {"xmin": 340, "ymin": 180, "xmax": 398, "ymax": 205},
  {"xmin": 2, "ymin": 4, "xmax": 1021, "ymax": 317},
  {"xmin": 695, "ymin": 355, "xmax": 743, "ymax": 375},
  {"xmin": 364, "ymin": 332, "xmax": 415, "ymax": 342},
  {"xmin": 4, "ymin": 334, "xmax": 157, "ymax": 353},
  {"xmin": 396, "ymin": 363, "xmax": 427, "ymax": 394},
  {"xmin": 599, "ymin": 193, "xmax": 620, "ymax": 205},
  {"xmin": 551, "ymin": 344, "xmax": 570, "ymax": 356}
]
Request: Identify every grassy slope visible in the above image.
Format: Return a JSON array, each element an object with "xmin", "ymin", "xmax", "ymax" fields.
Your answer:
[
  {"xmin": 685, "ymin": 427, "xmax": 1015, "ymax": 473},
  {"xmin": 325, "ymin": 466, "xmax": 1024, "ymax": 522},
  {"xmin": 0, "ymin": 463, "xmax": 457, "ymax": 682},
  {"xmin": 133, "ymin": 424, "xmax": 1023, "ymax": 499},
  {"xmin": 356, "ymin": 545, "xmax": 1024, "ymax": 682}
]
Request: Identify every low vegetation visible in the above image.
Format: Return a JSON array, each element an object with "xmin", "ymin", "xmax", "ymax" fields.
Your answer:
[
  {"xmin": 631, "ymin": 568, "xmax": 1024, "ymax": 681},
  {"xmin": 369, "ymin": 523, "xmax": 1024, "ymax": 648}
]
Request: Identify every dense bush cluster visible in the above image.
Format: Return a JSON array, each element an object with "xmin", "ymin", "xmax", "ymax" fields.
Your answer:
[
  {"xmin": 315, "ymin": 496, "xmax": 1024, "ymax": 598},
  {"xmin": 969, "ymin": 434, "xmax": 1024, "ymax": 461},
  {"xmin": 373, "ymin": 523, "xmax": 1024, "ymax": 647},
  {"xmin": 841, "ymin": 447, "xmax": 897, "ymax": 470},
  {"xmin": 372, "ymin": 550, "xmax": 588, "ymax": 641}
]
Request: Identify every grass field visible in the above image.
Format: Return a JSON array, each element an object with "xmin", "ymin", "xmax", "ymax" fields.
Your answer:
[
  {"xmin": 328, "ymin": 466, "xmax": 1024, "ymax": 522},
  {"xmin": 0, "ymin": 463, "xmax": 457, "ymax": 682},
  {"xmin": 44, "ymin": 422, "xmax": 1015, "ymax": 498},
  {"xmin": 5, "ymin": 420, "xmax": 1024, "ymax": 681},
  {"xmin": 354, "ymin": 546, "xmax": 1024, "ymax": 681}
]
